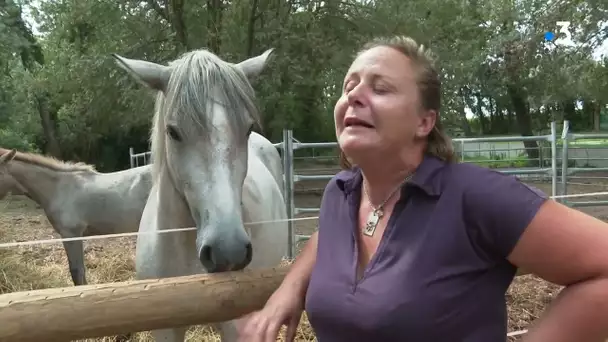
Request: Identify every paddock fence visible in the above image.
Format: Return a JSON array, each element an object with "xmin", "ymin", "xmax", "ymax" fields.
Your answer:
[
  {"xmin": 0, "ymin": 267, "xmax": 289, "ymax": 342},
  {"xmin": 129, "ymin": 120, "xmax": 608, "ymax": 259}
]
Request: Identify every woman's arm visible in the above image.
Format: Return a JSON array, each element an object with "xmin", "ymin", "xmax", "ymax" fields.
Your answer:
[
  {"xmin": 237, "ymin": 231, "xmax": 318, "ymax": 342},
  {"xmin": 279, "ymin": 231, "xmax": 318, "ymax": 299},
  {"xmin": 508, "ymin": 200, "xmax": 608, "ymax": 342},
  {"xmin": 460, "ymin": 166, "xmax": 608, "ymax": 341}
]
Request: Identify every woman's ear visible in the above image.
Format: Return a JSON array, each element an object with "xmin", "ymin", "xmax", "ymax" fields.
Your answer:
[{"xmin": 415, "ymin": 109, "xmax": 437, "ymax": 138}]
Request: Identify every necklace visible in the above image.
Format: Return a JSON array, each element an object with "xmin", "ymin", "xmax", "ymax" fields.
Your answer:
[{"xmin": 362, "ymin": 173, "xmax": 414, "ymax": 237}]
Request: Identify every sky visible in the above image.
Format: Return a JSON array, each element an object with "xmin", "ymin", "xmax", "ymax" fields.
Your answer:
[{"xmin": 592, "ymin": 32, "xmax": 608, "ymax": 61}]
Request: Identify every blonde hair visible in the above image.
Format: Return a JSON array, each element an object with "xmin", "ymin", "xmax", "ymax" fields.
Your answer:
[{"xmin": 339, "ymin": 35, "xmax": 457, "ymax": 169}]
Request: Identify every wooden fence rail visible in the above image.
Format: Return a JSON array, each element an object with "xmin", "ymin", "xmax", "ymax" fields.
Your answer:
[{"xmin": 0, "ymin": 266, "xmax": 289, "ymax": 342}]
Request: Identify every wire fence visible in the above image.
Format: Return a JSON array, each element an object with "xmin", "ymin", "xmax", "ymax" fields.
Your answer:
[{"xmin": 128, "ymin": 121, "xmax": 608, "ymax": 258}]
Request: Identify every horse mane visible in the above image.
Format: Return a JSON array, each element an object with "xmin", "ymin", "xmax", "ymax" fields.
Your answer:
[
  {"xmin": 149, "ymin": 49, "xmax": 262, "ymax": 179},
  {"xmin": 0, "ymin": 147, "xmax": 97, "ymax": 173}
]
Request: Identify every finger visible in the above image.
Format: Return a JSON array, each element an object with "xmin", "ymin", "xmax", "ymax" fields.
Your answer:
[
  {"xmin": 264, "ymin": 320, "xmax": 283, "ymax": 342},
  {"xmin": 241, "ymin": 312, "xmax": 263, "ymax": 341},
  {"xmin": 239, "ymin": 311, "xmax": 257, "ymax": 335},
  {"xmin": 284, "ymin": 314, "xmax": 301, "ymax": 342},
  {"xmin": 285, "ymin": 325, "xmax": 297, "ymax": 342},
  {"xmin": 285, "ymin": 325, "xmax": 297, "ymax": 341},
  {"xmin": 256, "ymin": 317, "xmax": 275, "ymax": 342}
]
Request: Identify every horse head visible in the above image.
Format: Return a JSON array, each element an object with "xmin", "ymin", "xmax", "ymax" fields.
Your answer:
[
  {"xmin": 0, "ymin": 149, "xmax": 21, "ymax": 200},
  {"xmin": 112, "ymin": 49, "xmax": 274, "ymax": 273},
  {"xmin": 0, "ymin": 149, "xmax": 16, "ymax": 173}
]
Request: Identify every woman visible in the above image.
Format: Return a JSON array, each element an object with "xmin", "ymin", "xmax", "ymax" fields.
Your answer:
[{"xmin": 239, "ymin": 35, "xmax": 608, "ymax": 341}]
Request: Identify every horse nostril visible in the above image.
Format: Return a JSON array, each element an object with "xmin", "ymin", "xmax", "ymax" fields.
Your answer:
[
  {"xmin": 233, "ymin": 242, "xmax": 253, "ymax": 271},
  {"xmin": 199, "ymin": 245, "xmax": 213, "ymax": 266},
  {"xmin": 245, "ymin": 242, "xmax": 253, "ymax": 261}
]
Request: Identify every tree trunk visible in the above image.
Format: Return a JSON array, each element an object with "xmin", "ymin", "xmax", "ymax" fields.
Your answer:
[
  {"xmin": 35, "ymin": 92, "xmax": 62, "ymax": 158},
  {"xmin": 206, "ymin": 0, "xmax": 223, "ymax": 53},
  {"xmin": 506, "ymin": 84, "xmax": 539, "ymax": 164}
]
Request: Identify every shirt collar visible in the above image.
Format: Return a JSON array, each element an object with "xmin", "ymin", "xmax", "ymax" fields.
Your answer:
[{"xmin": 335, "ymin": 154, "xmax": 447, "ymax": 197}]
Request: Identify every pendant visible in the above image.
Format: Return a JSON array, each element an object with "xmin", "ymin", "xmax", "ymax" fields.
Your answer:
[{"xmin": 363, "ymin": 209, "xmax": 383, "ymax": 237}]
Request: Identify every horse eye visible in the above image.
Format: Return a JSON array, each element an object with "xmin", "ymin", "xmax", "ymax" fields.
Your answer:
[{"xmin": 166, "ymin": 125, "xmax": 182, "ymax": 142}]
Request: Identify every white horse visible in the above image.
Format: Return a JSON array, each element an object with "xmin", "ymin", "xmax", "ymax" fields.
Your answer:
[
  {"xmin": 112, "ymin": 48, "xmax": 288, "ymax": 341},
  {"xmin": 0, "ymin": 147, "xmax": 153, "ymax": 286},
  {"xmin": 248, "ymin": 132, "xmax": 284, "ymax": 196}
]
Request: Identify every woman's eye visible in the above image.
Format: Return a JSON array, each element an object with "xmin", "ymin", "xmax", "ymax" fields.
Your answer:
[
  {"xmin": 343, "ymin": 82, "xmax": 355, "ymax": 93},
  {"xmin": 374, "ymin": 88, "xmax": 388, "ymax": 94},
  {"xmin": 373, "ymin": 83, "xmax": 392, "ymax": 94}
]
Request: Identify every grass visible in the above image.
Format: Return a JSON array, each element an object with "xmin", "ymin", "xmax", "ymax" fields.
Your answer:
[
  {"xmin": 462, "ymin": 155, "xmax": 530, "ymax": 168},
  {"xmin": 558, "ymin": 139, "xmax": 608, "ymax": 146},
  {"xmin": 569, "ymin": 138, "xmax": 608, "ymax": 146},
  {"xmin": 293, "ymin": 153, "xmax": 533, "ymax": 170},
  {"xmin": 0, "ymin": 194, "xmax": 565, "ymax": 341}
]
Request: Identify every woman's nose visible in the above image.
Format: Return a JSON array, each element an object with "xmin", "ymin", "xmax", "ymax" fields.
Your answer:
[{"xmin": 347, "ymin": 85, "xmax": 365, "ymax": 107}]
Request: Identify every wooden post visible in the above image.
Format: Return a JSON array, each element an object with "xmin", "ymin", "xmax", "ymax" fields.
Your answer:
[{"xmin": 0, "ymin": 266, "xmax": 289, "ymax": 342}]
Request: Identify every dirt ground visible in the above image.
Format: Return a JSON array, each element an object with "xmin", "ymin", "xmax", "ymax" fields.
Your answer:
[{"xmin": 2, "ymin": 166, "xmax": 608, "ymax": 341}]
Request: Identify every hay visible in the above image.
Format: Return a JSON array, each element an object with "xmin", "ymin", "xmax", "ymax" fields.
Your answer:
[
  {"xmin": 0, "ymin": 195, "xmax": 565, "ymax": 341},
  {"xmin": 0, "ymin": 196, "xmax": 318, "ymax": 342}
]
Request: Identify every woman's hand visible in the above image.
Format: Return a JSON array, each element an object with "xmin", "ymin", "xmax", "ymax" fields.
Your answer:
[
  {"xmin": 239, "ymin": 232, "xmax": 318, "ymax": 341},
  {"xmin": 238, "ymin": 284, "xmax": 304, "ymax": 342}
]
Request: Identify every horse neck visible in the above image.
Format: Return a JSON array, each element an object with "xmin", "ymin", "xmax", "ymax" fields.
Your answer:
[{"xmin": 6, "ymin": 160, "xmax": 82, "ymax": 208}]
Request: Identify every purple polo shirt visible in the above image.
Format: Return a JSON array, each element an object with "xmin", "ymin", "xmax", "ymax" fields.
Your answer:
[{"xmin": 304, "ymin": 155, "xmax": 548, "ymax": 341}]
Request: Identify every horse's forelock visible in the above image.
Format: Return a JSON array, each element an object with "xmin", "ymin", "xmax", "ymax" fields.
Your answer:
[{"xmin": 149, "ymin": 50, "xmax": 261, "ymax": 179}]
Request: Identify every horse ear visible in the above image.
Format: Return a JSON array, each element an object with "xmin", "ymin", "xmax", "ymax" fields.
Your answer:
[
  {"xmin": 236, "ymin": 48, "xmax": 274, "ymax": 81},
  {"xmin": 0, "ymin": 149, "xmax": 16, "ymax": 166},
  {"xmin": 111, "ymin": 54, "xmax": 171, "ymax": 92}
]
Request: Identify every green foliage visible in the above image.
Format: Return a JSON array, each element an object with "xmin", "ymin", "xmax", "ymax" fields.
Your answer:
[
  {"xmin": 0, "ymin": 0, "xmax": 606, "ymax": 170},
  {"xmin": 0, "ymin": 127, "xmax": 38, "ymax": 152},
  {"xmin": 461, "ymin": 154, "xmax": 530, "ymax": 169}
]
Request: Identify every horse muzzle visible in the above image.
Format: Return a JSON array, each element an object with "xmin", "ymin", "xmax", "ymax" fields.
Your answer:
[{"xmin": 197, "ymin": 223, "xmax": 253, "ymax": 273}]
